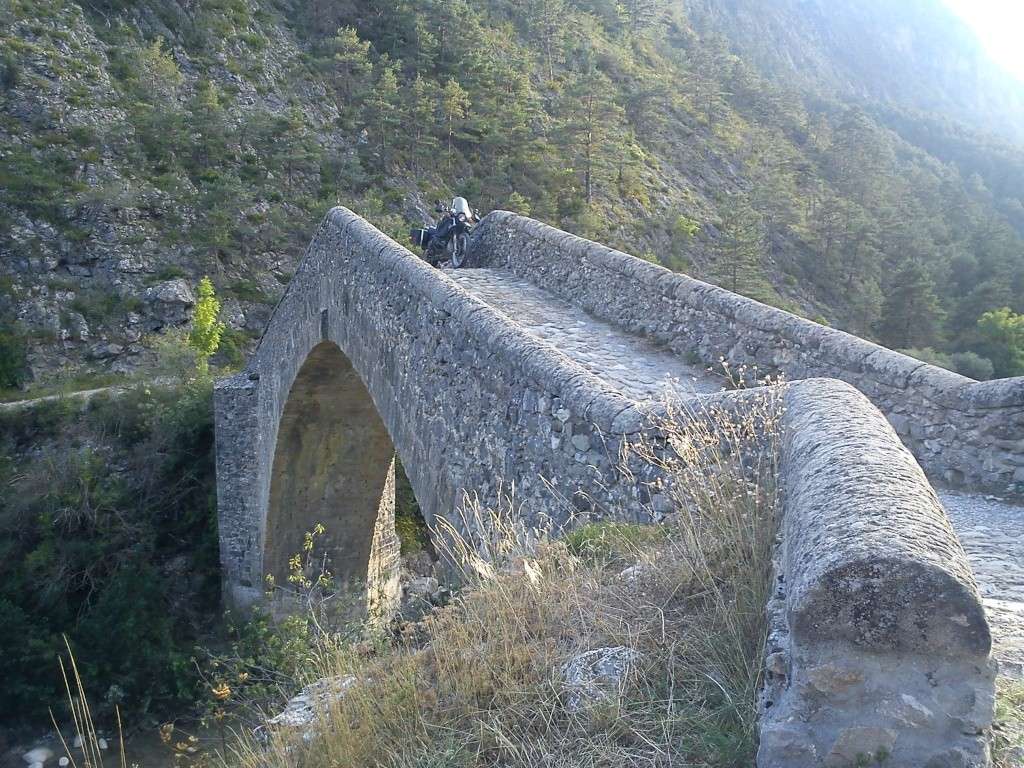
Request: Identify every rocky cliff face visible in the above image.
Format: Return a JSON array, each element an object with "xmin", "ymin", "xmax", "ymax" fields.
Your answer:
[{"xmin": 0, "ymin": 0, "xmax": 336, "ymax": 385}]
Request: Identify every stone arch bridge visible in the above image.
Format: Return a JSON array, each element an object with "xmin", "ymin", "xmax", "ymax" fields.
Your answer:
[{"xmin": 215, "ymin": 207, "xmax": 1023, "ymax": 766}]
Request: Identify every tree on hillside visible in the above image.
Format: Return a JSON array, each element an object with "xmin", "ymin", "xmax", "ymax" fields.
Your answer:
[
  {"xmin": 133, "ymin": 38, "xmax": 183, "ymax": 103},
  {"xmin": 189, "ymin": 78, "xmax": 226, "ymax": 169},
  {"xmin": 827, "ymin": 108, "xmax": 893, "ymax": 208},
  {"xmin": 621, "ymin": 0, "xmax": 667, "ymax": 35},
  {"xmin": 559, "ymin": 65, "xmax": 628, "ymax": 205},
  {"xmin": 406, "ymin": 74, "xmax": 439, "ymax": 175},
  {"xmin": 366, "ymin": 57, "xmax": 402, "ymax": 171},
  {"xmin": 523, "ymin": 0, "xmax": 567, "ymax": 82},
  {"xmin": 441, "ymin": 78, "xmax": 470, "ymax": 175},
  {"xmin": 877, "ymin": 261, "xmax": 946, "ymax": 349},
  {"xmin": 713, "ymin": 199, "xmax": 768, "ymax": 298},
  {"xmin": 327, "ymin": 26, "xmax": 372, "ymax": 118},
  {"xmin": 188, "ymin": 277, "xmax": 225, "ymax": 374}
]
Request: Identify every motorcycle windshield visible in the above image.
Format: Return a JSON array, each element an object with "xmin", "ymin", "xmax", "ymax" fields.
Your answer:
[{"xmin": 451, "ymin": 197, "xmax": 472, "ymax": 218}]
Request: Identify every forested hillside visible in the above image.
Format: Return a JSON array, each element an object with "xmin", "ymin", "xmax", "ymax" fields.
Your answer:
[{"xmin": 2, "ymin": 0, "xmax": 1024, "ymax": 388}]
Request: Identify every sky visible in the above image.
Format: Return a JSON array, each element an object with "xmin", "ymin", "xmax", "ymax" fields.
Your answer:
[{"xmin": 942, "ymin": 0, "xmax": 1024, "ymax": 82}]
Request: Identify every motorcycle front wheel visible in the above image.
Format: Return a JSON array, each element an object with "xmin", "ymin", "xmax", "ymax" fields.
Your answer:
[{"xmin": 450, "ymin": 232, "xmax": 469, "ymax": 268}]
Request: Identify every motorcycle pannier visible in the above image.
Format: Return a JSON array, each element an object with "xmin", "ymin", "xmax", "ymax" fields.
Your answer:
[{"xmin": 410, "ymin": 228, "xmax": 431, "ymax": 248}]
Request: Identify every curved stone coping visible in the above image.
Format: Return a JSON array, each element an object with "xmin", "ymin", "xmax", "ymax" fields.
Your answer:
[
  {"xmin": 241, "ymin": 207, "xmax": 665, "ymax": 435},
  {"xmin": 471, "ymin": 211, "xmax": 1024, "ymax": 410},
  {"xmin": 780, "ymin": 378, "xmax": 990, "ymax": 657}
]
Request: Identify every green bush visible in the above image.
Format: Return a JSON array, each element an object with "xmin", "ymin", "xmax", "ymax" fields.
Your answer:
[
  {"xmin": 0, "ymin": 324, "xmax": 28, "ymax": 390},
  {"xmin": 899, "ymin": 346, "xmax": 955, "ymax": 371},
  {"xmin": 1, "ymin": 53, "xmax": 19, "ymax": 91},
  {"xmin": 70, "ymin": 288, "xmax": 143, "ymax": 323},
  {"xmin": 0, "ymin": 380, "xmax": 219, "ymax": 724},
  {"xmin": 564, "ymin": 521, "xmax": 667, "ymax": 566},
  {"xmin": 951, "ymin": 351, "xmax": 995, "ymax": 381}
]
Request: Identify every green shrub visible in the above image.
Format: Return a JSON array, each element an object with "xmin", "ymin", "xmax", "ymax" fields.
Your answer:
[
  {"xmin": 564, "ymin": 521, "xmax": 667, "ymax": 566},
  {"xmin": 0, "ymin": 380, "xmax": 219, "ymax": 724},
  {"xmin": 952, "ymin": 351, "xmax": 995, "ymax": 381},
  {"xmin": 70, "ymin": 288, "xmax": 142, "ymax": 323},
  {"xmin": 899, "ymin": 346, "xmax": 954, "ymax": 371},
  {"xmin": 1, "ymin": 53, "xmax": 19, "ymax": 91},
  {"xmin": 0, "ymin": 323, "xmax": 28, "ymax": 390},
  {"xmin": 229, "ymin": 279, "xmax": 273, "ymax": 304}
]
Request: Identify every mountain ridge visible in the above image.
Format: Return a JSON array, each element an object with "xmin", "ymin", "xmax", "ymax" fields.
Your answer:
[{"xmin": 1, "ymin": 0, "xmax": 1023, "ymax": 391}]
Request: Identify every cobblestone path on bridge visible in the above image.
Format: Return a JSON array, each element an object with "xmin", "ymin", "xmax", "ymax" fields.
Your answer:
[
  {"xmin": 941, "ymin": 490, "xmax": 1024, "ymax": 679},
  {"xmin": 448, "ymin": 268, "xmax": 723, "ymax": 402}
]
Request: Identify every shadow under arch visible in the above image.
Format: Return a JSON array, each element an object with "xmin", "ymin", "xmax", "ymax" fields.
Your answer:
[{"xmin": 264, "ymin": 340, "xmax": 402, "ymax": 612}]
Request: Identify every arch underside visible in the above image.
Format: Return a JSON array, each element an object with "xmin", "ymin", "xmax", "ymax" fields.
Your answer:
[{"xmin": 265, "ymin": 341, "xmax": 401, "ymax": 612}]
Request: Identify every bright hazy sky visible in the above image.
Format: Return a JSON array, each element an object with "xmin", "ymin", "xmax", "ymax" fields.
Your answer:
[{"xmin": 942, "ymin": 0, "xmax": 1024, "ymax": 82}]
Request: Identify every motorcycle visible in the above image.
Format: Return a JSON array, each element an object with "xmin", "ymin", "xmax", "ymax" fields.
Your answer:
[{"xmin": 410, "ymin": 196, "xmax": 478, "ymax": 268}]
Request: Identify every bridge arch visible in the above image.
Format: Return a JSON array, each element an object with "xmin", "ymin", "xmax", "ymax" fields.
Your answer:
[
  {"xmin": 214, "ymin": 207, "xmax": 653, "ymax": 612},
  {"xmin": 264, "ymin": 340, "xmax": 400, "ymax": 609}
]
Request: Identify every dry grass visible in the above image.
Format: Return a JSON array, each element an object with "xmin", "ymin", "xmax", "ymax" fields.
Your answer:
[
  {"xmin": 53, "ymin": 638, "xmax": 128, "ymax": 768},
  {"xmin": 994, "ymin": 680, "xmax": 1024, "ymax": 767},
  {"xmin": 227, "ymin": 387, "xmax": 783, "ymax": 768}
]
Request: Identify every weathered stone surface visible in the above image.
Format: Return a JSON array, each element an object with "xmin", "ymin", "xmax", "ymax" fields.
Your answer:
[
  {"xmin": 560, "ymin": 646, "xmax": 641, "ymax": 713},
  {"xmin": 214, "ymin": 207, "xmax": 699, "ymax": 612},
  {"xmin": 757, "ymin": 379, "xmax": 995, "ymax": 768},
  {"xmin": 265, "ymin": 675, "xmax": 357, "ymax": 732},
  {"xmin": 470, "ymin": 211, "xmax": 1024, "ymax": 497}
]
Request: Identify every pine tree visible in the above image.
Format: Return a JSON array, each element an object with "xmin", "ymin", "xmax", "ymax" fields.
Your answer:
[
  {"xmin": 878, "ymin": 261, "xmax": 946, "ymax": 349},
  {"xmin": 328, "ymin": 26, "xmax": 372, "ymax": 107},
  {"xmin": 523, "ymin": 0, "xmax": 567, "ymax": 82},
  {"xmin": 713, "ymin": 199, "xmax": 768, "ymax": 298},
  {"xmin": 366, "ymin": 57, "xmax": 402, "ymax": 172},
  {"xmin": 441, "ymin": 78, "xmax": 470, "ymax": 175},
  {"xmin": 621, "ymin": 0, "xmax": 666, "ymax": 35},
  {"xmin": 559, "ymin": 64, "xmax": 627, "ymax": 205},
  {"xmin": 406, "ymin": 74, "xmax": 439, "ymax": 175}
]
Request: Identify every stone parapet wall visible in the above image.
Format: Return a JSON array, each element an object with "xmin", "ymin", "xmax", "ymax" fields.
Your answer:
[
  {"xmin": 469, "ymin": 211, "xmax": 1024, "ymax": 496},
  {"xmin": 759, "ymin": 379, "xmax": 994, "ymax": 767}
]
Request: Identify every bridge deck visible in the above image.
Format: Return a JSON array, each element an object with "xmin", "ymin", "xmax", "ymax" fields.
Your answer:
[
  {"xmin": 940, "ymin": 490, "xmax": 1024, "ymax": 679},
  {"xmin": 448, "ymin": 268, "xmax": 723, "ymax": 402}
]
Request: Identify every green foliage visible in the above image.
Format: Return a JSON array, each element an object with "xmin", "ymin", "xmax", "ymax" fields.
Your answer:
[
  {"xmin": 900, "ymin": 346, "xmax": 954, "ymax": 371},
  {"xmin": 0, "ymin": 380, "xmax": 219, "ymax": 723},
  {"xmin": 712, "ymin": 198, "xmax": 773, "ymax": 302},
  {"xmin": 1, "ymin": 52, "xmax": 19, "ymax": 90},
  {"xmin": 69, "ymin": 288, "xmax": 142, "ymax": 323},
  {"xmin": 188, "ymin": 277, "xmax": 226, "ymax": 373},
  {"xmin": 951, "ymin": 351, "xmax": 995, "ymax": 381},
  {"xmin": 564, "ymin": 521, "xmax": 667, "ymax": 566},
  {"xmin": 6, "ymin": 0, "xmax": 1023, "ymax": 373},
  {"xmin": 975, "ymin": 307, "xmax": 1024, "ymax": 378},
  {"xmin": 0, "ymin": 322, "xmax": 29, "ymax": 390},
  {"xmin": 229, "ymin": 279, "xmax": 272, "ymax": 304},
  {"xmin": 878, "ymin": 261, "xmax": 946, "ymax": 350}
]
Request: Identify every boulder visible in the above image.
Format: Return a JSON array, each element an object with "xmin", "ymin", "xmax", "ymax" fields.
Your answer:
[{"xmin": 560, "ymin": 646, "xmax": 641, "ymax": 713}]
